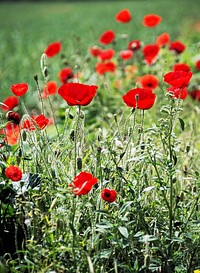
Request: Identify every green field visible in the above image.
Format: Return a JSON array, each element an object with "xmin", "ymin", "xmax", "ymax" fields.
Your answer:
[{"xmin": 0, "ymin": 0, "xmax": 200, "ymax": 101}]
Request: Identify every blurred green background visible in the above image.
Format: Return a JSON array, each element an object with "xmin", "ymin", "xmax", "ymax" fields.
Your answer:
[{"xmin": 0, "ymin": 0, "xmax": 199, "ymax": 102}]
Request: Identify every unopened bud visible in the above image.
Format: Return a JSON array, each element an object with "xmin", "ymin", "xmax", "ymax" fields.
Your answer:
[{"xmin": 6, "ymin": 111, "xmax": 21, "ymax": 125}]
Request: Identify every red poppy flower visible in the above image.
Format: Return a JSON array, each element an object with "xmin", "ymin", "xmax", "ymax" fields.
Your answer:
[
  {"xmin": 1, "ymin": 96, "xmax": 19, "ymax": 111},
  {"xmin": 189, "ymin": 90, "xmax": 200, "ymax": 101},
  {"xmin": 139, "ymin": 74, "xmax": 159, "ymax": 90},
  {"xmin": 101, "ymin": 188, "xmax": 117, "ymax": 203},
  {"xmin": 21, "ymin": 114, "xmax": 49, "ymax": 130},
  {"xmin": 58, "ymin": 82, "xmax": 97, "ymax": 106},
  {"xmin": 99, "ymin": 30, "xmax": 115, "ymax": 45},
  {"xmin": 44, "ymin": 41, "xmax": 62, "ymax": 58},
  {"xmin": 5, "ymin": 165, "xmax": 22, "ymax": 181},
  {"xmin": 169, "ymin": 41, "xmax": 186, "ymax": 54},
  {"xmin": 95, "ymin": 61, "xmax": 116, "ymax": 75},
  {"xmin": 163, "ymin": 71, "xmax": 192, "ymax": 88},
  {"xmin": 128, "ymin": 40, "xmax": 141, "ymax": 52},
  {"xmin": 167, "ymin": 87, "xmax": 188, "ymax": 99},
  {"xmin": 89, "ymin": 46, "xmax": 103, "ymax": 57},
  {"xmin": 6, "ymin": 111, "xmax": 21, "ymax": 125},
  {"xmin": 11, "ymin": 83, "xmax": 28, "ymax": 96},
  {"xmin": 116, "ymin": 9, "xmax": 131, "ymax": 23},
  {"xmin": 98, "ymin": 49, "xmax": 115, "ymax": 61},
  {"xmin": 156, "ymin": 32, "xmax": 170, "ymax": 47},
  {"xmin": 69, "ymin": 172, "xmax": 98, "ymax": 196},
  {"xmin": 142, "ymin": 14, "xmax": 162, "ymax": 28},
  {"xmin": 42, "ymin": 81, "xmax": 57, "ymax": 99},
  {"xmin": 120, "ymin": 49, "xmax": 133, "ymax": 60},
  {"xmin": 2, "ymin": 123, "xmax": 19, "ymax": 145},
  {"xmin": 173, "ymin": 63, "xmax": 190, "ymax": 72},
  {"xmin": 195, "ymin": 60, "xmax": 200, "ymax": 71},
  {"xmin": 122, "ymin": 87, "xmax": 156, "ymax": 110},
  {"xmin": 142, "ymin": 44, "xmax": 160, "ymax": 65},
  {"xmin": 58, "ymin": 67, "xmax": 73, "ymax": 84}
]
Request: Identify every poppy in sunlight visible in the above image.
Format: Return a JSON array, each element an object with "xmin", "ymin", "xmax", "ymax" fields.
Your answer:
[
  {"xmin": 101, "ymin": 188, "xmax": 117, "ymax": 203},
  {"xmin": 21, "ymin": 114, "xmax": 49, "ymax": 131},
  {"xmin": 99, "ymin": 30, "xmax": 115, "ymax": 45},
  {"xmin": 116, "ymin": 9, "xmax": 132, "ymax": 23},
  {"xmin": 42, "ymin": 81, "xmax": 58, "ymax": 99},
  {"xmin": 139, "ymin": 74, "xmax": 159, "ymax": 90},
  {"xmin": 169, "ymin": 41, "xmax": 186, "ymax": 54},
  {"xmin": 119, "ymin": 49, "xmax": 133, "ymax": 60},
  {"xmin": 89, "ymin": 46, "xmax": 103, "ymax": 58},
  {"xmin": 11, "ymin": 83, "xmax": 28, "ymax": 96},
  {"xmin": 58, "ymin": 82, "xmax": 97, "ymax": 106},
  {"xmin": 173, "ymin": 63, "xmax": 190, "ymax": 72},
  {"xmin": 167, "ymin": 87, "xmax": 188, "ymax": 99},
  {"xmin": 142, "ymin": 44, "xmax": 160, "ymax": 65},
  {"xmin": 189, "ymin": 90, "xmax": 200, "ymax": 101},
  {"xmin": 122, "ymin": 87, "xmax": 156, "ymax": 110},
  {"xmin": 164, "ymin": 71, "xmax": 192, "ymax": 88},
  {"xmin": 44, "ymin": 41, "xmax": 62, "ymax": 58},
  {"xmin": 1, "ymin": 96, "xmax": 19, "ymax": 111},
  {"xmin": 128, "ymin": 40, "xmax": 141, "ymax": 52},
  {"xmin": 195, "ymin": 60, "xmax": 200, "ymax": 71},
  {"xmin": 142, "ymin": 14, "xmax": 162, "ymax": 27},
  {"xmin": 98, "ymin": 49, "xmax": 115, "ymax": 61},
  {"xmin": 156, "ymin": 32, "xmax": 170, "ymax": 47},
  {"xmin": 5, "ymin": 165, "xmax": 22, "ymax": 182},
  {"xmin": 58, "ymin": 67, "xmax": 73, "ymax": 84},
  {"xmin": 95, "ymin": 61, "xmax": 116, "ymax": 75},
  {"xmin": 69, "ymin": 172, "xmax": 98, "ymax": 196},
  {"xmin": 2, "ymin": 123, "xmax": 19, "ymax": 145}
]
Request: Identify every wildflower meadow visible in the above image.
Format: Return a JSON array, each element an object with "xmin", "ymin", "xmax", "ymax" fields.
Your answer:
[{"xmin": 0, "ymin": 1, "xmax": 200, "ymax": 273}]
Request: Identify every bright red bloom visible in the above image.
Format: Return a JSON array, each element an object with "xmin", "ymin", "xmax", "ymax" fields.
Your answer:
[
  {"xmin": 128, "ymin": 40, "xmax": 141, "ymax": 52},
  {"xmin": 167, "ymin": 87, "xmax": 188, "ymax": 99},
  {"xmin": 44, "ymin": 41, "xmax": 62, "ymax": 58},
  {"xmin": 21, "ymin": 114, "xmax": 49, "ymax": 130},
  {"xmin": 58, "ymin": 82, "xmax": 97, "ymax": 106},
  {"xmin": 42, "ymin": 81, "xmax": 57, "ymax": 99},
  {"xmin": 6, "ymin": 111, "xmax": 21, "ymax": 125},
  {"xmin": 99, "ymin": 30, "xmax": 115, "ymax": 45},
  {"xmin": 2, "ymin": 123, "xmax": 19, "ymax": 145},
  {"xmin": 156, "ymin": 32, "xmax": 170, "ymax": 47},
  {"xmin": 1, "ymin": 96, "xmax": 19, "ymax": 111},
  {"xmin": 120, "ymin": 49, "xmax": 133, "ymax": 60},
  {"xmin": 173, "ymin": 63, "xmax": 190, "ymax": 72},
  {"xmin": 95, "ymin": 61, "xmax": 116, "ymax": 75},
  {"xmin": 11, "ymin": 83, "xmax": 28, "ymax": 96},
  {"xmin": 139, "ymin": 74, "xmax": 159, "ymax": 90},
  {"xmin": 89, "ymin": 46, "xmax": 103, "ymax": 57},
  {"xmin": 195, "ymin": 60, "xmax": 200, "ymax": 71},
  {"xmin": 142, "ymin": 44, "xmax": 160, "ymax": 65},
  {"xmin": 58, "ymin": 67, "xmax": 73, "ymax": 84},
  {"xmin": 5, "ymin": 165, "xmax": 22, "ymax": 181},
  {"xmin": 169, "ymin": 41, "xmax": 186, "ymax": 54},
  {"xmin": 143, "ymin": 14, "xmax": 162, "ymax": 27},
  {"xmin": 101, "ymin": 188, "xmax": 117, "ymax": 203},
  {"xmin": 116, "ymin": 9, "xmax": 131, "ymax": 23},
  {"xmin": 164, "ymin": 71, "xmax": 192, "ymax": 88},
  {"xmin": 69, "ymin": 172, "xmax": 98, "ymax": 196},
  {"xmin": 189, "ymin": 90, "xmax": 200, "ymax": 101},
  {"xmin": 122, "ymin": 87, "xmax": 156, "ymax": 110},
  {"xmin": 98, "ymin": 49, "xmax": 115, "ymax": 61}
]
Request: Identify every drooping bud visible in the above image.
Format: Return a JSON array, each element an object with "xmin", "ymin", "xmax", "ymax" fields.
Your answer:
[{"xmin": 6, "ymin": 111, "xmax": 21, "ymax": 125}]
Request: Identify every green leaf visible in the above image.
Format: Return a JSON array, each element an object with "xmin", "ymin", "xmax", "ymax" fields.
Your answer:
[
  {"xmin": 178, "ymin": 118, "xmax": 185, "ymax": 131},
  {"xmin": 118, "ymin": 226, "xmax": 129, "ymax": 238}
]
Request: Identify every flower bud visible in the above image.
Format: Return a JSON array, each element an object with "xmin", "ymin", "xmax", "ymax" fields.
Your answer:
[{"xmin": 6, "ymin": 111, "xmax": 21, "ymax": 124}]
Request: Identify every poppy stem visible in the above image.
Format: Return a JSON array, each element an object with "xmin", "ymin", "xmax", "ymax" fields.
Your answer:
[{"xmin": 74, "ymin": 105, "xmax": 82, "ymax": 176}]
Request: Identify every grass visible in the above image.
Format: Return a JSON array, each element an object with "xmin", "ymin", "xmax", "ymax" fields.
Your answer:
[{"xmin": 0, "ymin": 1, "xmax": 200, "ymax": 272}]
